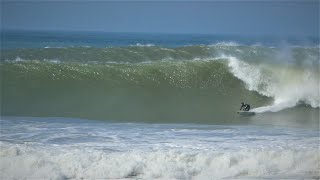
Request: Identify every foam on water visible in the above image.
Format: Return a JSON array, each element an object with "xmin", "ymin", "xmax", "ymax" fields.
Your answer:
[
  {"xmin": 1, "ymin": 144, "xmax": 318, "ymax": 180},
  {"xmin": 0, "ymin": 117, "xmax": 319, "ymax": 179}
]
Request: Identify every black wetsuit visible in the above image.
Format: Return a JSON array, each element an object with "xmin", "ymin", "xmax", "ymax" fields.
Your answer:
[
  {"xmin": 240, "ymin": 103, "xmax": 250, "ymax": 111},
  {"xmin": 244, "ymin": 104, "xmax": 250, "ymax": 111}
]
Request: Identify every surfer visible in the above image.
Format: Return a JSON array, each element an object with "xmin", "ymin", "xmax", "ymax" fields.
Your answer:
[{"xmin": 240, "ymin": 102, "xmax": 251, "ymax": 111}]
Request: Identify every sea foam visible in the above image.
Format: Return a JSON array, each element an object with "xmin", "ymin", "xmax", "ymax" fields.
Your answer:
[
  {"xmin": 1, "ymin": 116, "xmax": 319, "ymax": 179},
  {"xmin": 1, "ymin": 144, "xmax": 318, "ymax": 180}
]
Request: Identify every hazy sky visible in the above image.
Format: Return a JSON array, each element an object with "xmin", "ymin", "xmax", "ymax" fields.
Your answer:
[{"xmin": 2, "ymin": 1, "xmax": 319, "ymax": 36}]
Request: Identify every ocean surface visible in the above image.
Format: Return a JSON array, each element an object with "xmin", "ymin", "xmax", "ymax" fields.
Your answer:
[{"xmin": 0, "ymin": 30, "xmax": 319, "ymax": 179}]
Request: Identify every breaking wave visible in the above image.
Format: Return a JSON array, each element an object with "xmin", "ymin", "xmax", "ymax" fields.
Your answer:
[
  {"xmin": 227, "ymin": 55, "xmax": 319, "ymax": 113},
  {"xmin": 1, "ymin": 44, "xmax": 319, "ymax": 122}
]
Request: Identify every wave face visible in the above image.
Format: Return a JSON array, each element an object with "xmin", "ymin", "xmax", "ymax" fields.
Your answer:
[{"xmin": 1, "ymin": 44, "xmax": 319, "ymax": 125}]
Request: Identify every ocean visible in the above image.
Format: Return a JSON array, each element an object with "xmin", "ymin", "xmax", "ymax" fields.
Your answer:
[{"xmin": 0, "ymin": 30, "xmax": 319, "ymax": 179}]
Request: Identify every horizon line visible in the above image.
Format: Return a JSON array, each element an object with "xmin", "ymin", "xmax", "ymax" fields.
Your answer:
[{"xmin": 2, "ymin": 28, "xmax": 319, "ymax": 39}]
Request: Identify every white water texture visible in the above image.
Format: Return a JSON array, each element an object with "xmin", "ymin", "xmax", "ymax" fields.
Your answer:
[
  {"xmin": 227, "ymin": 55, "xmax": 319, "ymax": 113},
  {"xmin": 0, "ymin": 117, "xmax": 319, "ymax": 179},
  {"xmin": 1, "ymin": 144, "xmax": 318, "ymax": 180}
]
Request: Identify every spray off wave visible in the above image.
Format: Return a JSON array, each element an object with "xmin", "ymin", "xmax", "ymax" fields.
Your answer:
[{"xmin": 226, "ymin": 55, "xmax": 319, "ymax": 113}]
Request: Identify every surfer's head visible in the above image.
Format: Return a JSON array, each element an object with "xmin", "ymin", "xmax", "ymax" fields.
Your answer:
[{"xmin": 241, "ymin": 102, "xmax": 244, "ymax": 105}]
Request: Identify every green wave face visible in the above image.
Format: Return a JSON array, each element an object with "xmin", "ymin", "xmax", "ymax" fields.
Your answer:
[
  {"xmin": 1, "ymin": 45, "xmax": 319, "ymax": 126},
  {"xmin": 0, "ymin": 60, "xmax": 269, "ymax": 123}
]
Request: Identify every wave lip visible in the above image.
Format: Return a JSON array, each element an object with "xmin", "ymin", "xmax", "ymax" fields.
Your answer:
[{"xmin": 226, "ymin": 55, "xmax": 319, "ymax": 113}]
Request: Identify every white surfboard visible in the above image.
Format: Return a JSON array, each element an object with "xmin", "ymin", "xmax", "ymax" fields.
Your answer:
[{"xmin": 237, "ymin": 111, "xmax": 255, "ymax": 116}]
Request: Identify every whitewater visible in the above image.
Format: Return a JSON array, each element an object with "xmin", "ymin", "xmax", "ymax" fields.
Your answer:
[
  {"xmin": 227, "ymin": 55, "xmax": 319, "ymax": 113},
  {"xmin": 1, "ymin": 116, "xmax": 319, "ymax": 179}
]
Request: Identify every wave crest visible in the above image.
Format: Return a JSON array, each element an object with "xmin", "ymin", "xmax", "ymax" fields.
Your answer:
[{"xmin": 226, "ymin": 55, "xmax": 319, "ymax": 112}]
